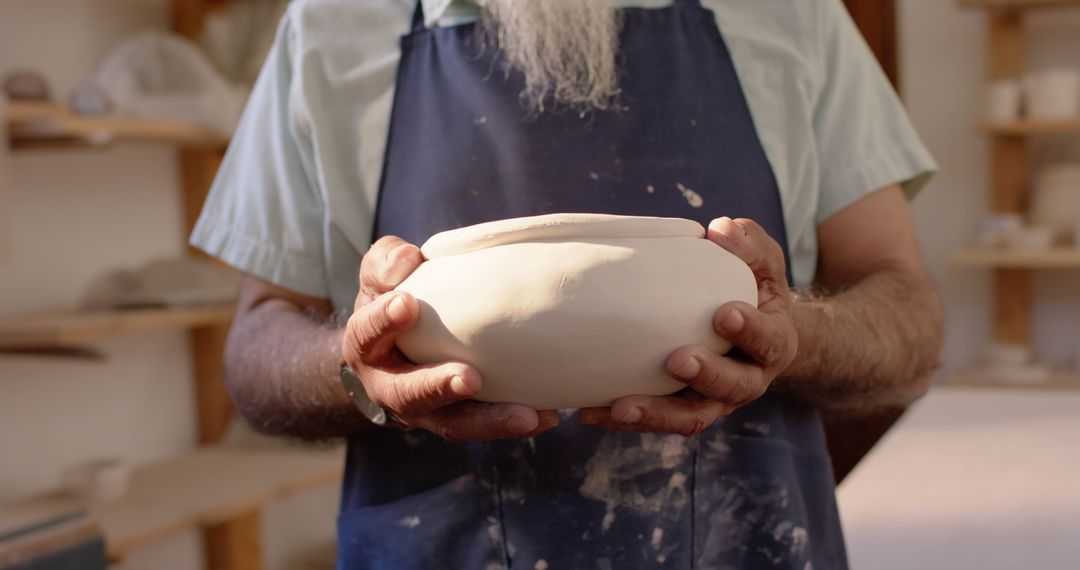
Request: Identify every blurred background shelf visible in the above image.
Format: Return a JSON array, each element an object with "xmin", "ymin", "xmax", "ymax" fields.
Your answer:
[
  {"xmin": 0, "ymin": 445, "xmax": 344, "ymax": 562},
  {"xmin": 946, "ymin": 371, "xmax": 1080, "ymax": 390},
  {"xmin": 959, "ymin": 0, "xmax": 1080, "ymax": 9},
  {"xmin": 5, "ymin": 101, "xmax": 227, "ymax": 150},
  {"xmin": 951, "ymin": 246, "xmax": 1080, "ymax": 268},
  {"xmin": 976, "ymin": 118, "xmax": 1080, "ymax": 136},
  {"xmin": 0, "ymin": 304, "xmax": 234, "ymax": 351}
]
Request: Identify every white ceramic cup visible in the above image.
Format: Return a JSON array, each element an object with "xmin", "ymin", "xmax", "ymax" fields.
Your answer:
[
  {"xmin": 62, "ymin": 458, "xmax": 132, "ymax": 503},
  {"xmin": 1023, "ymin": 69, "xmax": 1080, "ymax": 119},
  {"xmin": 975, "ymin": 213, "xmax": 1024, "ymax": 247},
  {"xmin": 987, "ymin": 79, "xmax": 1022, "ymax": 122},
  {"xmin": 983, "ymin": 342, "xmax": 1032, "ymax": 368},
  {"xmin": 1006, "ymin": 225, "xmax": 1056, "ymax": 251}
]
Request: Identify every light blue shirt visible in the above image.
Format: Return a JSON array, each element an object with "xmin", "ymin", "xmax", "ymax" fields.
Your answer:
[{"xmin": 191, "ymin": 0, "xmax": 936, "ymax": 310}]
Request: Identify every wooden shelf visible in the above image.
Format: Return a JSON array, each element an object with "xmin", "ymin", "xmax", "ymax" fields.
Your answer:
[
  {"xmin": 0, "ymin": 304, "xmax": 234, "ymax": 350},
  {"xmin": 952, "ymin": 246, "xmax": 1080, "ymax": 268},
  {"xmin": 947, "ymin": 370, "xmax": 1080, "ymax": 390},
  {"xmin": 960, "ymin": 0, "xmax": 1080, "ymax": 9},
  {"xmin": 0, "ymin": 445, "xmax": 344, "ymax": 561},
  {"xmin": 976, "ymin": 118, "xmax": 1080, "ymax": 136},
  {"xmin": 6, "ymin": 101, "xmax": 227, "ymax": 150}
]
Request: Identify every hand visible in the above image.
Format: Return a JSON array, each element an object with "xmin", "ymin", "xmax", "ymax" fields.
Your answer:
[
  {"xmin": 343, "ymin": 236, "xmax": 560, "ymax": 442},
  {"xmin": 579, "ymin": 217, "xmax": 798, "ymax": 436}
]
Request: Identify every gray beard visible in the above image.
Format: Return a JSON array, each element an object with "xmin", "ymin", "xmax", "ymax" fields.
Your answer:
[{"xmin": 476, "ymin": 0, "xmax": 622, "ymax": 113}]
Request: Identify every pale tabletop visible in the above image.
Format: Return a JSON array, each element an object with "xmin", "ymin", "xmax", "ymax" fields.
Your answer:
[{"xmin": 837, "ymin": 386, "xmax": 1080, "ymax": 570}]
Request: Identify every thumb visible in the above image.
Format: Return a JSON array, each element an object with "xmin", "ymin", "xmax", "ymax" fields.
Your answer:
[{"xmin": 344, "ymin": 291, "xmax": 418, "ymax": 365}]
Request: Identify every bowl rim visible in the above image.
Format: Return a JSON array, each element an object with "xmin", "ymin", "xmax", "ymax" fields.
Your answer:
[{"xmin": 421, "ymin": 213, "xmax": 706, "ymax": 259}]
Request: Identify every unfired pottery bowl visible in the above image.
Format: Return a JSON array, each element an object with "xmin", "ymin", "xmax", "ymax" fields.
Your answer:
[
  {"xmin": 394, "ymin": 213, "xmax": 758, "ymax": 409},
  {"xmin": 1031, "ymin": 164, "xmax": 1080, "ymax": 240}
]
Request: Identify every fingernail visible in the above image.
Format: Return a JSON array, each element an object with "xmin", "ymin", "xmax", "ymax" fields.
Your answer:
[
  {"xmin": 387, "ymin": 243, "xmax": 412, "ymax": 263},
  {"xmin": 720, "ymin": 309, "xmax": 745, "ymax": 333},
  {"xmin": 506, "ymin": 415, "xmax": 534, "ymax": 435},
  {"xmin": 615, "ymin": 407, "xmax": 643, "ymax": 424},
  {"xmin": 672, "ymin": 356, "xmax": 701, "ymax": 380},
  {"xmin": 450, "ymin": 375, "xmax": 470, "ymax": 395},
  {"xmin": 387, "ymin": 295, "xmax": 409, "ymax": 322}
]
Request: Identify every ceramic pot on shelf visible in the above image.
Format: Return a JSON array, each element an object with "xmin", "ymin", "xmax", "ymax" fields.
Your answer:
[
  {"xmin": 1023, "ymin": 69, "xmax": 1080, "ymax": 120},
  {"xmin": 1031, "ymin": 163, "xmax": 1080, "ymax": 242},
  {"xmin": 394, "ymin": 213, "xmax": 758, "ymax": 410}
]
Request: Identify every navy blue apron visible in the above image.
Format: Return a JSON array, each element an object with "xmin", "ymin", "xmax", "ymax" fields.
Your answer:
[{"xmin": 340, "ymin": 1, "xmax": 848, "ymax": 568}]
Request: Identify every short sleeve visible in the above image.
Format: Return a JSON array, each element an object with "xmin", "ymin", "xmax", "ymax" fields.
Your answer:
[
  {"xmin": 190, "ymin": 9, "xmax": 329, "ymax": 298},
  {"xmin": 812, "ymin": 0, "xmax": 937, "ymax": 225}
]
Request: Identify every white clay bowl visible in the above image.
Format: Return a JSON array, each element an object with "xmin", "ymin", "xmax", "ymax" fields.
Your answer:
[{"xmin": 394, "ymin": 213, "xmax": 758, "ymax": 410}]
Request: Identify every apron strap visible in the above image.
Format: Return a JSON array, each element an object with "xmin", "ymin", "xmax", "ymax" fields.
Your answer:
[{"xmin": 411, "ymin": 0, "xmax": 426, "ymax": 32}]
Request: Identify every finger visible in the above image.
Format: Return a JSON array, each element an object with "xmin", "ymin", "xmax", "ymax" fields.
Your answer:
[
  {"xmin": 414, "ymin": 402, "xmax": 561, "ymax": 443},
  {"xmin": 713, "ymin": 303, "xmax": 798, "ymax": 372},
  {"xmin": 364, "ymin": 361, "xmax": 482, "ymax": 416},
  {"xmin": 666, "ymin": 345, "xmax": 768, "ymax": 407},
  {"xmin": 707, "ymin": 217, "xmax": 787, "ymax": 286},
  {"xmin": 359, "ymin": 236, "xmax": 424, "ymax": 302},
  {"xmin": 580, "ymin": 393, "xmax": 726, "ymax": 436},
  {"xmin": 344, "ymin": 292, "xmax": 419, "ymax": 364}
]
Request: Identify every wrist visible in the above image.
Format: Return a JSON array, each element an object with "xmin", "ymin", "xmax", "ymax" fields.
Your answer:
[{"xmin": 778, "ymin": 292, "xmax": 832, "ymax": 382}]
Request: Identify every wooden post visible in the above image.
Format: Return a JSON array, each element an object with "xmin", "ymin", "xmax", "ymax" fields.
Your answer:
[
  {"xmin": 843, "ymin": 0, "xmax": 899, "ymax": 89},
  {"xmin": 203, "ymin": 511, "xmax": 264, "ymax": 570},
  {"xmin": 179, "ymin": 148, "xmax": 234, "ymax": 444},
  {"xmin": 191, "ymin": 323, "xmax": 233, "ymax": 444},
  {"xmin": 171, "ymin": 0, "xmax": 231, "ymax": 39},
  {"xmin": 987, "ymin": 10, "xmax": 1032, "ymax": 345},
  {"xmin": 172, "ymin": 0, "xmax": 253, "ymax": 565}
]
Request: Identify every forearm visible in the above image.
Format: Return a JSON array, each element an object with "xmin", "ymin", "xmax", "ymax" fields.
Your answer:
[
  {"xmin": 225, "ymin": 299, "xmax": 366, "ymax": 440},
  {"xmin": 773, "ymin": 268, "xmax": 944, "ymax": 412}
]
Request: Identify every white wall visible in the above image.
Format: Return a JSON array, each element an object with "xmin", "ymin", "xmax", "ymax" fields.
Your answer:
[
  {"xmin": 0, "ymin": 1, "xmax": 337, "ymax": 569},
  {"xmin": 901, "ymin": 0, "xmax": 1080, "ymax": 377}
]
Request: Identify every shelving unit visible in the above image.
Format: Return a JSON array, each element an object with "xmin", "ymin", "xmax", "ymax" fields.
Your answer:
[
  {"xmin": 6, "ymin": 101, "xmax": 226, "ymax": 150},
  {"xmin": 949, "ymin": 370, "xmax": 1080, "ymax": 390},
  {"xmin": 0, "ymin": 2, "xmax": 342, "ymax": 569},
  {"xmin": 975, "ymin": 117, "xmax": 1080, "ymax": 135},
  {"xmin": 956, "ymin": 0, "xmax": 1080, "ymax": 390},
  {"xmin": 1, "ymin": 446, "xmax": 343, "ymax": 563},
  {"xmin": 0, "ymin": 304, "xmax": 234, "ymax": 351},
  {"xmin": 951, "ymin": 246, "xmax": 1080, "ymax": 268},
  {"xmin": 959, "ymin": 0, "xmax": 1080, "ymax": 8}
]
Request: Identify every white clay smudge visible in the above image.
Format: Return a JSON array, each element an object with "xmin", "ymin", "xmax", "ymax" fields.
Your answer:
[
  {"xmin": 676, "ymin": 182, "xmax": 704, "ymax": 208},
  {"xmin": 534, "ymin": 560, "xmax": 549, "ymax": 570},
  {"xmin": 791, "ymin": 526, "xmax": 809, "ymax": 557},
  {"xmin": 398, "ymin": 515, "xmax": 421, "ymax": 528},
  {"xmin": 601, "ymin": 506, "xmax": 616, "ymax": 532},
  {"xmin": 646, "ymin": 185, "xmax": 655, "ymax": 194},
  {"xmin": 473, "ymin": 116, "xmax": 488, "ymax": 125},
  {"xmin": 651, "ymin": 527, "xmax": 664, "ymax": 549},
  {"xmin": 743, "ymin": 421, "xmax": 771, "ymax": 435},
  {"xmin": 580, "ymin": 433, "xmax": 691, "ymax": 537}
]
